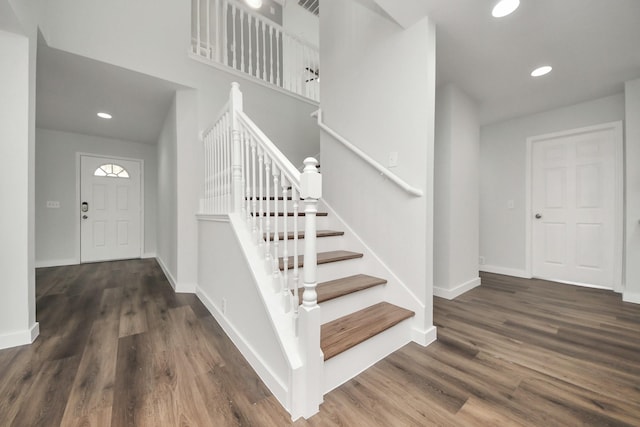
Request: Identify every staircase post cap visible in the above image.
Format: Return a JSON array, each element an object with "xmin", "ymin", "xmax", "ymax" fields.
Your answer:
[
  {"xmin": 231, "ymin": 81, "xmax": 240, "ymax": 89},
  {"xmin": 303, "ymin": 157, "xmax": 318, "ymax": 172}
]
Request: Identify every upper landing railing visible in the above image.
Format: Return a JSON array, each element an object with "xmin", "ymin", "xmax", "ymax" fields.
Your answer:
[{"xmin": 192, "ymin": 0, "xmax": 320, "ymax": 102}]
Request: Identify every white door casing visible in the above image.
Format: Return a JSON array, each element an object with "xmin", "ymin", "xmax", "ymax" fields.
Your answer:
[
  {"xmin": 527, "ymin": 122, "xmax": 623, "ymax": 290},
  {"xmin": 80, "ymin": 155, "xmax": 142, "ymax": 263}
]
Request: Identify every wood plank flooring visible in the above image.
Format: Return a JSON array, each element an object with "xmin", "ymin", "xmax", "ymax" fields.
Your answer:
[{"xmin": 1, "ymin": 262, "xmax": 639, "ymax": 426}]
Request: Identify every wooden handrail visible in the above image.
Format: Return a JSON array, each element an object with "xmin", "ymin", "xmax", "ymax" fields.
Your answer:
[{"xmin": 312, "ymin": 109, "xmax": 423, "ymax": 197}]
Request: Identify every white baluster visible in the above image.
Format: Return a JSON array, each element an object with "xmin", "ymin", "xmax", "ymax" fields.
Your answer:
[
  {"xmin": 239, "ymin": 9, "xmax": 245, "ymax": 72},
  {"xmin": 196, "ymin": 0, "xmax": 201, "ymax": 55},
  {"xmin": 224, "ymin": 112, "xmax": 231, "ymax": 212},
  {"xmin": 281, "ymin": 173, "xmax": 289, "ymax": 310},
  {"xmin": 214, "ymin": 0, "xmax": 221, "ymax": 62},
  {"xmin": 214, "ymin": 122, "xmax": 219, "ymax": 212},
  {"xmin": 254, "ymin": 17, "xmax": 260, "ymax": 78},
  {"xmin": 275, "ymin": 30, "xmax": 281, "ymax": 87},
  {"xmin": 222, "ymin": 0, "xmax": 228, "ymax": 65},
  {"xmin": 292, "ymin": 187, "xmax": 300, "ymax": 313},
  {"xmin": 257, "ymin": 146, "xmax": 265, "ymax": 250},
  {"xmin": 262, "ymin": 22, "xmax": 267, "ymax": 81},
  {"xmin": 231, "ymin": 5, "xmax": 237, "ymax": 69},
  {"xmin": 206, "ymin": 0, "xmax": 211, "ymax": 59},
  {"xmin": 248, "ymin": 15, "xmax": 253, "ymax": 76},
  {"xmin": 272, "ymin": 164, "xmax": 280, "ymax": 277},
  {"xmin": 269, "ymin": 26, "xmax": 275, "ymax": 84},
  {"xmin": 244, "ymin": 130, "xmax": 251, "ymax": 223},
  {"xmin": 251, "ymin": 138, "xmax": 258, "ymax": 238},
  {"xmin": 264, "ymin": 156, "xmax": 271, "ymax": 261},
  {"xmin": 301, "ymin": 158, "xmax": 321, "ymax": 307}
]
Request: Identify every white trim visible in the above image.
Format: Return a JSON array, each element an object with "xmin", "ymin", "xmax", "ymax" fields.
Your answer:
[
  {"xmin": 0, "ymin": 322, "xmax": 39, "ymax": 350},
  {"xmin": 35, "ymin": 258, "xmax": 78, "ymax": 268},
  {"xmin": 156, "ymin": 255, "xmax": 177, "ymax": 290},
  {"xmin": 480, "ymin": 264, "xmax": 531, "ymax": 279},
  {"xmin": 313, "ymin": 109, "xmax": 423, "ymax": 197},
  {"xmin": 525, "ymin": 121, "xmax": 624, "ymax": 290},
  {"xmin": 189, "ymin": 53, "xmax": 319, "ymax": 107},
  {"xmin": 411, "ymin": 325, "xmax": 437, "ymax": 347},
  {"xmin": 196, "ymin": 213, "xmax": 230, "ymax": 222},
  {"xmin": 533, "ymin": 276, "xmax": 612, "ymax": 290},
  {"xmin": 195, "ymin": 285, "xmax": 289, "ymax": 410},
  {"xmin": 76, "ymin": 153, "xmax": 145, "ymax": 264},
  {"xmin": 434, "ymin": 277, "xmax": 481, "ymax": 300},
  {"xmin": 141, "ymin": 252, "xmax": 157, "ymax": 259},
  {"xmin": 622, "ymin": 292, "xmax": 640, "ymax": 304}
]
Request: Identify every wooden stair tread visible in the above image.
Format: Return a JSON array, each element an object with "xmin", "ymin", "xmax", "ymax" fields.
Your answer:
[
  {"xmin": 278, "ymin": 250, "xmax": 363, "ymax": 270},
  {"xmin": 298, "ymin": 274, "xmax": 387, "ymax": 304},
  {"xmin": 321, "ymin": 302, "xmax": 414, "ymax": 361},
  {"xmin": 265, "ymin": 230, "xmax": 344, "ymax": 241},
  {"xmin": 250, "ymin": 211, "xmax": 328, "ymax": 217}
]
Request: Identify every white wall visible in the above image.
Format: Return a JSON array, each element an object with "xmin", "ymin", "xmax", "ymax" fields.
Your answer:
[
  {"xmin": 434, "ymin": 85, "xmax": 480, "ymax": 299},
  {"xmin": 35, "ymin": 128, "xmax": 158, "ymax": 266},
  {"xmin": 156, "ymin": 95, "xmax": 178, "ymax": 286},
  {"xmin": 0, "ymin": 28, "xmax": 37, "ymax": 349},
  {"xmin": 282, "ymin": 0, "xmax": 318, "ymax": 47},
  {"xmin": 624, "ymin": 79, "xmax": 640, "ymax": 303},
  {"xmin": 480, "ymin": 93, "xmax": 625, "ymax": 276},
  {"xmin": 320, "ymin": 2, "xmax": 436, "ymax": 332}
]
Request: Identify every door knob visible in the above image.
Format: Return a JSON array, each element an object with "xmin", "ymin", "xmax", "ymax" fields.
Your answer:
[
  {"xmin": 535, "ymin": 213, "xmax": 542, "ymax": 219},
  {"xmin": 82, "ymin": 215, "xmax": 88, "ymax": 219}
]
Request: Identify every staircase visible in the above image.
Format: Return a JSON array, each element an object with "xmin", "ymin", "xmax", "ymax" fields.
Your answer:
[{"xmin": 197, "ymin": 83, "xmax": 423, "ymax": 420}]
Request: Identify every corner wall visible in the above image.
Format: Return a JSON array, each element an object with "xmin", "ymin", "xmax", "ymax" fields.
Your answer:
[
  {"xmin": 434, "ymin": 85, "xmax": 480, "ymax": 299},
  {"xmin": 319, "ymin": 1, "xmax": 436, "ymax": 333},
  {"xmin": 0, "ymin": 25, "xmax": 37, "ymax": 349},
  {"xmin": 624, "ymin": 79, "xmax": 640, "ymax": 303}
]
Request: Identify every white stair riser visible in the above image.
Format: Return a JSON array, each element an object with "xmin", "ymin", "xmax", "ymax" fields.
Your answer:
[
  {"xmin": 319, "ymin": 284, "xmax": 385, "ymax": 324},
  {"xmin": 283, "ymin": 257, "xmax": 367, "ymax": 285},
  {"xmin": 242, "ymin": 216, "xmax": 330, "ymax": 234},
  {"xmin": 270, "ymin": 235, "xmax": 346, "ymax": 258},
  {"xmin": 323, "ymin": 318, "xmax": 413, "ymax": 395}
]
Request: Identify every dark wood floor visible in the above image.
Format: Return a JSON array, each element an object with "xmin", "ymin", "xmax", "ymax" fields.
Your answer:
[{"xmin": 1, "ymin": 260, "xmax": 639, "ymax": 426}]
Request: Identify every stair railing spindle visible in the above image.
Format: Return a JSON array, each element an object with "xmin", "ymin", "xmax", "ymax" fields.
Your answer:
[
  {"xmin": 231, "ymin": 6, "xmax": 237, "ymax": 69},
  {"xmin": 257, "ymin": 147, "xmax": 265, "ymax": 249},
  {"xmin": 244, "ymin": 130, "xmax": 251, "ymax": 223},
  {"xmin": 264, "ymin": 156, "xmax": 271, "ymax": 261},
  {"xmin": 239, "ymin": 9, "xmax": 245, "ymax": 72},
  {"xmin": 292, "ymin": 188, "xmax": 300, "ymax": 313},
  {"xmin": 281, "ymin": 173, "xmax": 289, "ymax": 311},
  {"xmin": 272, "ymin": 164, "xmax": 280, "ymax": 277}
]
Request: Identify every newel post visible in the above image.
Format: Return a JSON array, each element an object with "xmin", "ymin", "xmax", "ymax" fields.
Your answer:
[
  {"xmin": 230, "ymin": 82, "xmax": 243, "ymax": 214},
  {"xmin": 296, "ymin": 157, "xmax": 323, "ymax": 417}
]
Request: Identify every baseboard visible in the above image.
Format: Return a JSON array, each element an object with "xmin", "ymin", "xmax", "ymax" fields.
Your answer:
[
  {"xmin": 434, "ymin": 277, "xmax": 481, "ymax": 300},
  {"xmin": 35, "ymin": 258, "xmax": 78, "ymax": 268},
  {"xmin": 412, "ymin": 325, "xmax": 437, "ymax": 346},
  {"xmin": 195, "ymin": 286, "xmax": 289, "ymax": 410},
  {"xmin": 156, "ymin": 256, "xmax": 178, "ymax": 290},
  {"xmin": 142, "ymin": 252, "xmax": 157, "ymax": 259},
  {"xmin": 623, "ymin": 292, "xmax": 640, "ymax": 304},
  {"xmin": 480, "ymin": 265, "xmax": 530, "ymax": 279},
  {"xmin": 175, "ymin": 282, "xmax": 197, "ymax": 293},
  {"xmin": 0, "ymin": 322, "xmax": 39, "ymax": 350}
]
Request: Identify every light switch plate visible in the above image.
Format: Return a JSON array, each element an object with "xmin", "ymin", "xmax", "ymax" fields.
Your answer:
[{"xmin": 46, "ymin": 201, "xmax": 60, "ymax": 208}]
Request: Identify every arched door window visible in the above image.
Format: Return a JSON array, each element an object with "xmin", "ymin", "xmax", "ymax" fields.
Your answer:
[{"xmin": 93, "ymin": 163, "xmax": 130, "ymax": 178}]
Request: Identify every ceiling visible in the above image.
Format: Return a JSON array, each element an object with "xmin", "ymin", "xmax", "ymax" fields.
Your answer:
[
  {"xmin": 425, "ymin": 0, "xmax": 640, "ymax": 124},
  {"xmin": 36, "ymin": 42, "xmax": 183, "ymax": 145}
]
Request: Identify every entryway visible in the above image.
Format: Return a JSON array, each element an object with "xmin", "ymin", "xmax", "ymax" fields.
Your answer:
[
  {"xmin": 79, "ymin": 155, "xmax": 142, "ymax": 263},
  {"xmin": 528, "ymin": 122, "xmax": 623, "ymax": 290}
]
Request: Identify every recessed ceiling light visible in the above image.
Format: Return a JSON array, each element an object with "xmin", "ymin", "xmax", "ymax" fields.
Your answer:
[
  {"xmin": 244, "ymin": 0, "xmax": 262, "ymax": 9},
  {"xmin": 531, "ymin": 66, "xmax": 553, "ymax": 77},
  {"xmin": 492, "ymin": 0, "xmax": 520, "ymax": 18},
  {"xmin": 97, "ymin": 112, "xmax": 112, "ymax": 119}
]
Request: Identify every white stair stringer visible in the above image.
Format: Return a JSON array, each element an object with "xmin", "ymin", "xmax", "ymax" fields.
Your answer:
[{"xmin": 224, "ymin": 212, "xmax": 305, "ymax": 417}]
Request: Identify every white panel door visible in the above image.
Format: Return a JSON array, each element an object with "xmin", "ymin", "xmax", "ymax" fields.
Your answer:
[
  {"xmin": 532, "ymin": 128, "xmax": 615, "ymax": 288},
  {"xmin": 80, "ymin": 155, "xmax": 141, "ymax": 263}
]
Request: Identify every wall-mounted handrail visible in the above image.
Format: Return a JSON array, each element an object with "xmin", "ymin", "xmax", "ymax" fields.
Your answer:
[{"xmin": 312, "ymin": 109, "xmax": 423, "ymax": 197}]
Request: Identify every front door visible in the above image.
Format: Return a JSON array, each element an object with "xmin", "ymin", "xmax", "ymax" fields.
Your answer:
[
  {"xmin": 531, "ymin": 125, "xmax": 618, "ymax": 288},
  {"xmin": 80, "ymin": 155, "xmax": 142, "ymax": 263}
]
